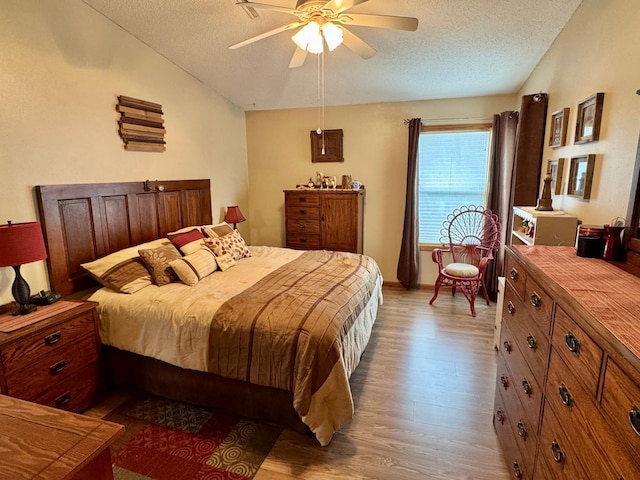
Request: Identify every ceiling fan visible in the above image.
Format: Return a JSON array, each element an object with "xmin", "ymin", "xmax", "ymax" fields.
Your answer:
[{"xmin": 229, "ymin": 0, "xmax": 419, "ymax": 68}]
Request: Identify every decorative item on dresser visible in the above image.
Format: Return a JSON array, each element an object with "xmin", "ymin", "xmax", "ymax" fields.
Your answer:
[
  {"xmin": 494, "ymin": 245, "xmax": 640, "ymax": 479},
  {"xmin": 511, "ymin": 206, "xmax": 578, "ymax": 246},
  {"xmin": 0, "ymin": 300, "xmax": 104, "ymax": 413},
  {"xmin": 284, "ymin": 188, "xmax": 364, "ymax": 253}
]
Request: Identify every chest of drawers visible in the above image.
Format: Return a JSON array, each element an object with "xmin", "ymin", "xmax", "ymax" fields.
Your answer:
[
  {"xmin": 494, "ymin": 246, "xmax": 640, "ymax": 479},
  {"xmin": 0, "ymin": 300, "xmax": 103, "ymax": 413}
]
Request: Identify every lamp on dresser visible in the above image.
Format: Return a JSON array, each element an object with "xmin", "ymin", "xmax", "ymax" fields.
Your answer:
[
  {"xmin": 224, "ymin": 205, "xmax": 246, "ymax": 229},
  {"xmin": 0, "ymin": 221, "xmax": 47, "ymax": 315}
]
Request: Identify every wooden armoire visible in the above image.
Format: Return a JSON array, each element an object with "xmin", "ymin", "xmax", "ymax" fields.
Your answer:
[{"xmin": 283, "ymin": 189, "xmax": 364, "ymax": 254}]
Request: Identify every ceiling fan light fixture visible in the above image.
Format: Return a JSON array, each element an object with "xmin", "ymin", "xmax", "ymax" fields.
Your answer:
[
  {"xmin": 292, "ymin": 21, "xmax": 322, "ymax": 52},
  {"xmin": 322, "ymin": 22, "xmax": 343, "ymax": 51}
]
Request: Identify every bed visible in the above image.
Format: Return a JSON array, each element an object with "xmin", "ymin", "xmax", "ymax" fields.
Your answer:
[{"xmin": 35, "ymin": 179, "xmax": 382, "ymax": 446}]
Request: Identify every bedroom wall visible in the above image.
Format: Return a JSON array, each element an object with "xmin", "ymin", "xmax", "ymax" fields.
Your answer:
[
  {"xmin": 245, "ymin": 95, "xmax": 516, "ymax": 285},
  {"xmin": 0, "ymin": 1, "xmax": 248, "ymax": 306},
  {"xmin": 518, "ymin": 0, "xmax": 640, "ymax": 226}
]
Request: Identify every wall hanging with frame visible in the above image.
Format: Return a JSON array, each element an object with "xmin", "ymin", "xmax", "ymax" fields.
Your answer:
[
  {"xmin": 547, "ymin": 158, "xmax": 565, "ymax": 195},
  {"xmin": 567, "ymin": 154, "xmax": 595, "ymax": 199},
  {"xmin": 549, "ymin": 108, "xmax": 569, "ymax": 148},
  {"xmin": 310, "ymin": 129, "xmax": 343, "ymax": 163},
  {"xmin": 574, "ymin": 93, "xmax": 604, "ymax": 144},
  {"xmin": 116, "ymin": 95, "xmax": 166, "ymax": 152}
]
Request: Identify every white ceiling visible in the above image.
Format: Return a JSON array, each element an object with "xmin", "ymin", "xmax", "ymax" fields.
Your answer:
[{"xmin": 81, "ymin": 0, "xmax": 583, "ymax": 111}]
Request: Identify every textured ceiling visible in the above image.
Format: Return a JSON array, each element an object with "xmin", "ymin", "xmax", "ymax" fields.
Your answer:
[{"xmin": 81, "ymin": 0, "xmax": 583, "ymax": 111}]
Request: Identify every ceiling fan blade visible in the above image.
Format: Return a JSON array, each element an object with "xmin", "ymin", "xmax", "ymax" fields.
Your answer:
[
  {"xmin": 229, "ymin": 21, "xmax": 304, "ymax": 49},
  {"xmin": 338, "ymin": 13, "xmax": 418, "ymax": 31},
  {"xmin": 289, "ymin": 47, "xmax": 308, "ymax": 68},
  {"xmin": 236, "ymin": 2, "xmax": 300, "ymax": 16},
  {"xmin": 321, "ymin": 0, "xmax": 369, "ymax": 15},
  {"xmin": 341, "ymin": 27, "xmax": 376, "ymax": 59}
]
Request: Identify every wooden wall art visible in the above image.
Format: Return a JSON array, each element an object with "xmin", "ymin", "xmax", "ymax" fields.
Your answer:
[
  {"xmin": 574, "ymin": 93, "xmax": 604, "ymax": 144},
  {"xmin": 116, "ymin": 95, "xmax": 166, "ymax": 152},
  {"xmin": 310, "ymin": 129, "xmax": 343, "ymax": 163}
]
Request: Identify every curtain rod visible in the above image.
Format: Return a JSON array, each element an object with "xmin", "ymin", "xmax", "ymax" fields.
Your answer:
[{"xmin": 403, "ymin": 116, "xmax": 492, "ymax": 125}]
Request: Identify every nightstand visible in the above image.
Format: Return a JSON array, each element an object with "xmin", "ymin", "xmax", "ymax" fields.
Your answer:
[{"xmin": 0, "ymin": 300, "xmax": 104, "ymax": 412}]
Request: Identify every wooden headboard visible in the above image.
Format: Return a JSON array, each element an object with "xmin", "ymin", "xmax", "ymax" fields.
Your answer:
[{"xmin": 36, "ymin": 179, "xmax": 212, "ymax": 296}]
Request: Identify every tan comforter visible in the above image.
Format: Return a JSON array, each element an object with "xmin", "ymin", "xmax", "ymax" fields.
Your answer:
[{"xmin": 89, "ymin": 246, "xmax": 383, "ymax": 445}]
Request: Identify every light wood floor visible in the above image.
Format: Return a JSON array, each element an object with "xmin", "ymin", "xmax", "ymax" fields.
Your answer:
[{"xmin": 88, "ymin": 286, "xmax": 510, "ymax": 480}]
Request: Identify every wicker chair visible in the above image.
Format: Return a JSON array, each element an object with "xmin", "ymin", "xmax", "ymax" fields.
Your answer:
[{"xmin": 429, "ymin": 205, "xmax": 501, "ymax": 317}]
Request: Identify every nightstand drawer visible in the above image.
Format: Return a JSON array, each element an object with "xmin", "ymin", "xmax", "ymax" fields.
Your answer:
[
  {"xmin": 1, "ymin": 310, "xmax": 96, "ymax": 375},
  {"xmin": 34, "ymin": 362, "xmax": 101, "ymax": 412},
  {"xmin": 6, "ymin": 335, "xmax": 98, "ymax": 400}
]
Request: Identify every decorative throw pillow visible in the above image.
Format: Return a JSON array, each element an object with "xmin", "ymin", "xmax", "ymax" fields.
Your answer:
[
  {"xmin": 202, "ymin": 222, "xmax": 234, "ymax": 238},
  {"xmin": 81, "ymin": 238, "xmax": 169, "ymax": 294},
  {"xmin": 215, "ymin": 253, "xmax": 237, "ymax": 271},
  {"xmin": 169, "ymin": 248, "xmax": 218, "ymax": 286},
  {"xmin": 138, "ymin": 243, "xmax": 182, "ymax": 286},
  {"xmin": 168, "ymin": 228, "xmax": 205, "ymax": 255},
  {"xmin": 205, "ymin": 229, "xmax": 251, "ymax": 260}
]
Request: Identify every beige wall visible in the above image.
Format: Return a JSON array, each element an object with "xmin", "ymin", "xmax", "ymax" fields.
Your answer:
[
  {"xmin": 246, "ymin": 95, "xmax": 516, "ymax": 284},
  {"xmin": 519, "ymin": 0, "xmax": 640, "ymax": 225},
  {"xmin": 0, "ymin": 1, "xmax": 249, "ymax": 305}
]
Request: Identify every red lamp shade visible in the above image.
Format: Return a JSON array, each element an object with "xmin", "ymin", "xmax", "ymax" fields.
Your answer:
[
  {"xmin": 0, "ymin": 222, "xmax": 47, "ymax": 267},
  {"xmin": 224, "ymin": 206, "xmax": 246, "ymax": 227}
]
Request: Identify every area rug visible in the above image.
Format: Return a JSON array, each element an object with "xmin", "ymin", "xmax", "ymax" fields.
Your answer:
[{"xmin": 105, "ymin": 392, "xmax": 282, "ymax": 480}]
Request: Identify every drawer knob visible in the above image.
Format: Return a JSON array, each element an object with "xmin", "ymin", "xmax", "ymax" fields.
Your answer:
[
  {"xmin": 522, "ymin": 378, "xmax": 532, "ymax": 396},
  {"xmin": 517, "ymin": 420, "xmax": 527, "ymax": 439},
  {"xmin": 299, "ymin": 209, "xmax": 307, "ymax": 215},
  {"xmin": 55, "ymin": 392, "xmax": 71, "ymax": 408},
  {"xmin": 551, "ymin": 440, "xmax": 566, "ymax": 464},
  {"xmin": 500, "ymin": 375, "xmax": 509, "ymax": 390},
  {"xmin": 512, "ymin": 462, "xmax": 522, "ymax": 479},
  {"xmin": 300, "ymin": 238, "xmax": 307, "ymax": 243},
  {"xmin": 299, "ymin": 197, "xmax": 307, "ymax": 203},
  {"xmin": 564, "ymin": 332, "xmax": 581, "ymax": 354},
  {"xmin": 44, "ymin": 331, "xmax": 61, "ymax": 345},
  {"xmin": 559, "ymin": 384, "xmax": 573, "ymax": 408},
  {"xmin": 496, "ymin": 409, "xmax": 505, "ymax": 424},
  {"xmin": 526, "ymin": 334, "xmax": 537, "ymax": 350},
  {"xmin": 530, "ymin": 292, "xmax": 542, "ymax": 308},
  {"xmin": 510, "ymin": 268, "xmax": 518, "ymax": 281},
  {"xmin": 503, "ymin": 340, "xmax": 512, "ymax": 353},
  {"xmin": 507, "ymin": 301, "xmax": 515, "ymax": 315},
  {"xmin": 629, "ymin": 406, "xmax": 640, "ymax": 437},
  {"xmin": 297, "ymin": 222, "xmax": 307, "ymax": 229},
  {"xmin": 49, "ymin": 360, "xmax": 66, "ymax": 375}
]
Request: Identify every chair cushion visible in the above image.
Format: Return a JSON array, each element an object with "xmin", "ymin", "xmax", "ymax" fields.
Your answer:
[{"xmin": 444, "ymin": 262, "xmax": 479, "ymax": 278}]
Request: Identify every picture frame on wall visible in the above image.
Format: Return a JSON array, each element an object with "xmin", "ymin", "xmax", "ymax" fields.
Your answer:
[
  {"xmin": 567, "ymin": 154, "xmax": 595, "ymax": 199},
  {"xmin": 574, "ymin": 93, "xmax": 604, "ymax": 144},
  {"xmin": 549, "ymin": 108, "xmax": 569, "ymax": 148},
  {"xmin": 547, "ymin": 158, "xmax": 565, "ymax": 195}
]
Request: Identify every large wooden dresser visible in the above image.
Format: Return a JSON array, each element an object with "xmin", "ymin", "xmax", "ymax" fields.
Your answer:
[
  {"xmin": 494, "ymin": 245, "xmax": 640, "ymax": 479},
  {"xmin": 284, "ymin": 189, "xmax": 365, "ymax": 253}
]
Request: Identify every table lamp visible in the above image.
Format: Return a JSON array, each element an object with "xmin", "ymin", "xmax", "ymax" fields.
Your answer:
[
  {"xmin": 224, "ymin": 206, "xmax": 246, "ymax": 229},
  {"xmin": 0, "ymin": 221, "xmax": 48, "ymax": 315}
]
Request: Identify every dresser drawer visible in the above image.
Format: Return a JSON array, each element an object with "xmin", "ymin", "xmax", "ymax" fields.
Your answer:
[
  {"xmin": 34, "ymin": 362, "xmax": 102, "ymax": 413},
  {"xmin": 505, "ymin": 253, "xmax": 527, "ymax": 301},
  {"xmin": 286, "ymin": 234, "xmax": 321, "ymax": 250},
  {"xmin": 0, "ymin": 311, "xmax": 96, "ymax": 375},
  {"xmin": 6, "ymin": 335, "xmax": 99, "ymax": 400},
  {"xmin": 499, "ymin": 319, "xmax": 543, "ymax": 430},
  {"xmin": 522, "ymin": 276, "xmax": 553, "ymax": 336},
  {"xmin": 284, "ymin": 191, "xmax": 319, "ymax": 206},
  {"xmin": 551, "ymin": 306, "xmax": 602, "ymax": 396},
  {"xmin": 494, "ymin": 386, "xmax": 531, "ymax": 480},
  {"xmin": 286, "ymin": 216, "xmax": 320, "ymax": 234},
  {"xmin": 546, "ymin": 349, "xmax": 628, "ymax": 479},
  {"xmin": 538, "ymin": 401, "xmax": 589, "ymax": 480},
  {"xmin": 285, "ymin": 205, "xmax": 320, "ymax": 221},
  {"xmin": 601, "ymin": 358, "xmax": 640, "ymax": 472},
  {"xmin": 503, "ymin": 285, "xmax": 549, "ymax": 387}
]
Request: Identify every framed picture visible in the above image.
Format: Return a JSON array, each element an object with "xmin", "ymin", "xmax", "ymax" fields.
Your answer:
[
  {"xmin": 547, "ymin": 158, "xmax": 565, "ymax": 195},
  {"xmin": 549, "ymin": 108, "xmax": 569, "ymax": 148},
  {"xmin": 310, "ymin": 129, "xmax": 344, "ymax": 163},
  {"xmin": 567, "ymin": 154, "xmax": 595, "ymax": 199},
  {"xmin": 574, "ymin": 93, "xmax": 604, "ymax": 144}
]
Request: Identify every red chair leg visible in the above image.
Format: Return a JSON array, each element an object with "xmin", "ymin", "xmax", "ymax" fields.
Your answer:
[{"xmin": 429, "ymin": 274, "xmax": 443, "ymax": 305}]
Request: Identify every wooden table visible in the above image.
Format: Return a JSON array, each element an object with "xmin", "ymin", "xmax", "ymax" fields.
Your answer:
[{"xmin": 0, "ymin": 394, "xmax": 123, "ymax": 479}]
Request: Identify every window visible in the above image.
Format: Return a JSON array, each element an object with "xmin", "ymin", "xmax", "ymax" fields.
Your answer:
[{"xmin": 418, "ymin": 125, "xmax": 492, "ymax": 244}]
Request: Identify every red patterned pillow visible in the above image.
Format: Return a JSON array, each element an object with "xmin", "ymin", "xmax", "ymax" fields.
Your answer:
[
  {"xmin": 205, "ymin": 229, "xmax": 251, "ymax": 260},
  {"xmin": 168, "ymin": 228, "xmax": 205, "ymax": 255}
]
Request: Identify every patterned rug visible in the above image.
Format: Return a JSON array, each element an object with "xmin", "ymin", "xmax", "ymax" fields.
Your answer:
[{"xmin": 105, "ymin": 392, "xmax": 282, "ymax": 480}]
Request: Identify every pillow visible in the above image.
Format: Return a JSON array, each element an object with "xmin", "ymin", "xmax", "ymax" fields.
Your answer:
[
  {"xmin": 205, "ymin": 229, "xmax": 251, "ymax": 260},
  {"xmin": 169, "ymin": 248, "xmax": 218, "ymax": 286},
  {"xmin": 215, "ymin": 253, "xmax": 237, "ymax": 271},
  {"xmin": 168, "ymin": 228, "xmax": 205, "ymax": 255},
  {"xmin": 138, "ymin": 243, "xmax": 182, "ymax": 286},
  {"xmin": 202, "ymin": 222, "xmax": 234, "ymax": 238},
  {"xmin": 81, "ymin": 238, "xmax": 169, "ymax": 294}
]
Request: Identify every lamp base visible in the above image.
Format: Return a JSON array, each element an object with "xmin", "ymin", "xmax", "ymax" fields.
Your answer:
[
  {"xmin": 12, "ymin": 303, "xmax": 37, "ymax": 316},
  {"xmin": 11, "ymin": 265, "xmax": 38, "ymax": 316}
]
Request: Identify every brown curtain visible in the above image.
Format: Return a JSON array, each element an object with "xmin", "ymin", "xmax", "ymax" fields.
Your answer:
[
  {"xmin": 486, "ymin": 111, "xmax": 518, "ymax": 300},
  {"xmin": 397, "ymin": 118, "xmax": 421, "ymax": 289}
]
